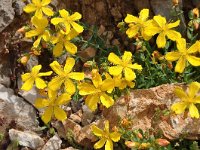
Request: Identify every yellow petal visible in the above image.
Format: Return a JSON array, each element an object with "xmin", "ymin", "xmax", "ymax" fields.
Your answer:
[
  {"xmin": 70, "ymin": 12, "xmax": 82, "ymax": 20},
  {"xmin": 126, "ymin": 24, "xmax": 139, "ymax": 38},
  {"xmin": 105, "ymin": 139, "xmax": 113, "ymax": 150},
  {"xmin": 31, "ymin": 65, "xmax": 42, "ymax": 75},
  {"xmin": 171, "ymin": 102, "xmax": 187, "ymax": 114},
  {"xmin": 175, "ymin": 56, "xmax": 186, "ymax": 73},
  {"xmin": 101, "ymin": 79, "xmax": 115, "ymax": 93},
  {"xmin": 156, "ymin": 32, "xmax": 166, "ymax": 48},
  {"xmin": 64, "ymin": 78, "xmax": 76, "ymax": 95},
  {"xmin": 92, "ymin": 70, "xmax": 102, "ymax": 88},
  {"xmin": 110, "ymin": 132, "xmax": 121, "ymax": 142},
  {"xmin": 25, "ymin": 29, "xmax": 40, "ymax": 38},
  {"xmin": 187, "ymin": 55, "xmax": 200, "ymax": 66},
  {"xmin": 166, "ymin": 30, "xmax": 181, "ymax": 41},
  {"xmin": 167, "ymin": 20, "xmax": 180, "ymax": 29},
  {"xmin": 33, "ymin": 36, "xmax": 42, "ymax": 47},
  {"xmin": 109, "ymin": 66, "xmax": 123, "ymax": 76},
  {"xmin": 174, "ymin": 87, "xmax": 188, "ymax": 99},
  {"xmin": 59, "ymin": 9, "xmax": 69, "ymax": 18},
  {"xmin": 50, "ymin": 61, "xmax": 64, "ymax": 75},
  {"xmin": 91, "ymin": 125, "xmax": 104, "ymax": 137},
  {"xmin": 65, "ymin": 29, "xmax": 79, "ymax": 40},
  {"xmin": 21, "ymin": 77, "xmax": 35, "ymax": 91},
  {"xmin": 42, "ymin": 7, "xmax": 54, "ymax": 16},
  {"xmin": 42, "ymin": 106, "xmax": 53, "ymax": 124},
  {"xmin": 153, "ymin": 15, "xmax": 166, "ymax": 27},
  {"xmin": 35, "ymin": 8, "xmax": 43, "ymax": 18},
  {"xmin": 122, "ymin": 51, "xmax": 132, "ymax": 63},
  {"xmin": 165, "ymin": 52, "xmax": 181, "ymax": 61},
  {"xmin": 32, "ymin": 0, "xmax": 40, "ymax": 5},
  {"xmin": 108, "ymin": 53, "xmax": 121, "ymax": 65},
  {"xmin": 187, "ymin": 41, "xmax": 200, "ymax": 54},
  {"xmin": 64, "ymin": 41, "xmax": 77, "ymax": 54},
  {"xmin": 41, "ymin": 0, "xmax": 51, "ymax": 6},
  {"xmin": 51, "ymin": 18, "xmax": 64, "ymax": 25},
  {"xmin": 128, "ymin": 63, "xmax": 142, "ymax": 70},
  {"xmin": 34, "ymin": 98, "xmax": 49, "ymax": 108},
  {"xmin": 23, "ymin": 4, "xmax": 37, "ymax": 13},
  {"xmin": 144, "ymin": 23, "xmax": 161, "ymax": 36},
  {"xmin": 139, "ymin": 9, "xmax": 149, "ymax": 21},
  {"xmin": 177, "ymin": 38, "xmax": 186, "ymax": 52},
  {"xmin": 189, "ymin": 103, "xmax": 199, "ymax": 118},
  {"xmin": 94, "ymin": 138, "xmax": 106, "ymax": 149},
  {"xmin": 64, "ymin": 57, "xmax": 75, "ymax": 73},
  {"xmin": 85, "ymin": 94, "xmax": 100, "ymax": 111},
  {"xmin": 54, "ymin": 106, "xmax": 67, "ymax": 121},
  {"xmin": 21, "ymin": 73, "xmax": 31, "ymax": 82},
  {"xmin": 78, "ymin": 83, "xmax": 100, "ymax": 95},
  {"xmin": 35, "ymin": 77, "xmax": 47, "ymax": 89},
  {"xmin": 48, "ymin": 89, "xmax": 57, "ymax": 100},
  {"xmin": 104, "ymin": 120, "xmax": 109, "ymax": 133},
  {"xmin": 53, "ymin": 42, "xmax": 64, "ymax": 57},
  {"xmin": 188, "ymin": 82, "xmax": 200, "ymax": 98},
  {"xmin": 56, "ymin": 93, "xmax": 71, "ymax": 105},
  {"xmin": 63, "ymin": 22, "xmax": 71, "ymax": 34},
  {"xmin": 100, "ymin": 93, "xmax": 114, "ymax": 108},
  {"xmin": 124, "ymin": 14, "xmax": 139, "ymax": 23},
  {"xmin": 124, "ymin": 67, "xmax": 136, "ymax": 81},
  {"xmin": 42, "ymin": 30, "xmax": 50, "ymax": 41},
  {"xmin": 68, "ymin": 72, "xmax": 84, "ymax": 80},
  {"xmin": 70, "ymin": 22, "xmax": 84, "ymax": 33},
  {"xmin": 48, "ymin": 76, "xmax": 65, "ymax": 91}
]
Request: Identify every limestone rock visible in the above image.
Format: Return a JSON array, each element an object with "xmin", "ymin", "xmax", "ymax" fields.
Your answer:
[
  {"xmin": 42, "ymin": 134, "xmax": 62, "ymax": 150},
  {"xmin": 9, "ymin": 129, "xmax": 44, "ymax": 149},
  {"xmin": 81, "ymin": 105, "xmax": 95, "ymax": 126}
]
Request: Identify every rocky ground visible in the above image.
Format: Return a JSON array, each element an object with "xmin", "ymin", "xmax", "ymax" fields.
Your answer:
[{"xmin": 1, "ymin": 0, "xmax": 200, "ymax": 149}]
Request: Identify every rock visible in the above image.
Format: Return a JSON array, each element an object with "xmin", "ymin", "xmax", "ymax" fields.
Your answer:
[
  {"xmin": 26, "ymin": 55, "xmax": 38, "ymax": 71},
  {"xmin": 0, "ymin": 63, "xmax": 11, "ymax": 87},
  {"xmin": 78, "ymin": 47, "xmax": 97, "ymax": 62},
  {"xmin": 102, "ymin": 83, "xmax": 200, "ymax": 140},
  {"xmin": 69, "ymin": 114, "xmax": 82, "ymax": 124},
  {"xmin": 61, "ymin": 147, "xmax": 79, "ymax": 150},
  {"xmin": 13, "ymin": 0, "xmax": 26, "ymax": 16},
  {"xmin": 9, "ymin": 129, "xmax": 44, "ymax": 149},
  {"xmin": 0, "ymin": 0, "xmax": 15, "ymax": 32},
  {"xmin": 81, "ymin": 105, "xmax": 95, "ymax": 126},
  {"xmin": 42, "ymin": 134, "xmax": 62, "ymax": 150},
  {"xmin": 0, "ymin": 84, "xmax": 39, "ymax": 133},
  {"xmin": 51, "ymin": 121, "xmax": 66, "ymax": 139}
]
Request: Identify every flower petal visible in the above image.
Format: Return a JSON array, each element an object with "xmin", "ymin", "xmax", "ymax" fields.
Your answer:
[
  {"xmin": 68, "ymin": 72, "xmax": 84, "ymax": 80},
  {"xmin": 21, "ymin": 73, "xmax": 31, "ymax": 82},
  {"xmin": 175, "ymin": 56, "xmax": 186, "ymax": 73},
  {"xmin": 42, "ymin": 7, "xmax": 54, "ymax": 16},
  {"xmin": 109, "ymin": 66, "xmax": 123, "ymax": 76},
  {"xmin": 177, "ymin": 38, "xmax": 186, "ymax": 52},
  {"xmin": 59, "ymin": 9, "xmax": 69, "ymax": 18},
  {"xmin": 35, "ymin": 98, "xmax": 49, "ymax": 108},
  {"xmin": 51, "ymin": 18, "xmax": 64, "ymax": 25},
  {"xmin": 50, "ymin": 61, "xmax": 64, "ymax": 75},
  {"xmin": 48, "ymin": 76, "xmax": 65, "ymax": 91},
  {"xmin": 101, "ymin": 79, "xmax": 115, "ymax": 92},
  {"xmin": 21, "ymin": 77, "xmax": 35, "ymax": 91},
  {"xmin": 35, "ymin": 77, "xmax": 47, "ymax": 89},
  {"xmin": 64, "ymin": 57, "xmax": 75, "ymax": 73},
  {"xmin": 189, "ymin": 103, "xmax": 199, "ymax": 118},
  {"xmin": 100, "ymin": 93, "xmax": 114, "ymax": 108},
  {"xmin": 25, "ymin": 29, "xmax": 40, "ymax": 38},
  {"xmin": 92, "ymin": 70, "xmax": 102, "ymax": 88},
  {"xmin": 85, "ymin": 94, "xmax": 100, "ymax": 111},
  {"xmin": 56, "ymin": 93, "xmax": 71, "ymax": 105},
  {"xmin": 41, "ymin": 0, "xmax": 51, "ymax": 6},
  {"xmin": 78, "ymin": 83, "xmax": 100, "ymax": 95},
  {"xmin": 128, "ymin": 63, "xmax": 142, "ymax": 70},
  {"xmin": 174, "ymin": 87, "xmax": 188, "ymax": 99},
  {"xmin": 187, "ymin": 41, "xmax": 200, "ymax": 54},
  {"xmin": 23, "ymin": 4, "xmax": 37, "ymax": 13},
  {"xmin": 126, "ymin": 24, "xmax": 139, "ymax": 38},
  {"xmin": 35, "ymin": 8, "xmax": 43, "ymax": 18},
  {"xmin": 42, "ymin": 30, "xmax": 50, "ymax": 41},
  {"xmin": 54, "ymin": 106, "xmax": 67, "ymax": 121},
  {"xmin": 156, "ymin": 32, "xmax": 166, "ymax": 48},
  {"xmin": 91, "ymin": 125, "xmax": 104, "ymax": 137},
  {"xmin": 33, "ymin": 36, "xmax": 42, "ymax": 47},
  {"xmin": 139, "ymin": 9, "xmax": 149, "ymax": 21},
  {"xmin": 64, "ymin": 78, "xmax": 76, "ymax": 95},
  {"xmin": 188, "ymin": 82, "xmax": 200, "ymax": 98},
  {"xmin": 171, "ymin": 102, "xmax": 187, "ymax": 114},
  {"xmin": 124, "ymin": 14, "xmax": 139, "ymax": 23},
  {"xmin": 53, "ymin": 42, "xmax": 64, "ymax": 57},
  {"xmin": 187, "ymin": 55, "xmax": 200, "ymax": 66},
  {"xmin": 166, "ymin": 30, "xmax": 181, "ymax": 41},
  {"xmin": 31, "ymin": 65, "xmax": 41, "ymax": 77},
  {"xmin": 110, "ymin": 132, "xmax": 121, "ymax": 142},
  {"xmin": 64, "ymin": 41, "xmax": 77, "ymax": 54},
  {"xmin": 124, "ymin": 67, "xmax": 136, "ymax": 81},
  {"xmin": 153, "ymin": 15, "xmax": 166, "ymax": 28},
  {"xmin": 108, "ymin": 53, "xmax": 121, "ymax": 65},
  {"xmin": 165, "ymin": 52, "xmax": 181, "ymax": 61},
  {"xmin": 122, "ymin": 51, "xmax": 132, "ymax": 63},
  {"xmin": 94, "ymin": 138, "xmax": 107, "ymax": 149},
  {"xmin": 42, "ymin": 106, "xmax": 53, "ymax": 124},
  {"xmin": 167, "ymin": 20, "xmax": 180, "ymax": 29},
  {"xmin": 38, "ymin": 71, "xmax": 52, "ymax": 76},
  {"xmin": 70, "ymin": 22, "xmax": 84, "ymax": 33},
  {"xmin": 70, "ymin": 12, "xmax": 82, "ymax": 21},
  {"xmin": 105, "ymin": 139, "xmax": 113, "ymax": 150}
]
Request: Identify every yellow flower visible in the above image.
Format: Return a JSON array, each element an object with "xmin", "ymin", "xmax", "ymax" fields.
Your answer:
[
  {"xmin": 91, "ymin": 120, "xmax": 121, "ymax": 150},
  {"xmin": 165, "ymin": 38, "xmax": 200, "ymax": 73},
  {"xmin": 48, "ymin": 57, "xmax": 84, "ymax": 94},
  {"xmin": 25, "ymin": 16, "xmax": 50, "ymax": 47},
  {"xmin": 124, "ymin": 9, "xmax": 152, "ymax": 40},
  {"xmin": 171, "ymin": 82, "xmax": 200, "ymax": 118},
  {"xmin": 23, "ymin": 0, "xmax": 54, "ymax": 18},
  {"xmin": 35, "ymin": 89, "xmax": 71, "ymax": 123},
  {"xmin": 108, "ymin": 51, "xmax": 142, "ymax": 81},
  {"xmin": 78, "ymin": 70, "xmax": 115, "ymax": 111},
  {"xmin": 21, "ymin": 65, "xmax": 52, "ymax": 91},
  {"xmin": 51, "ymin": 29, "xmax": 79, "ymax": 57},
  {"xmin": 51, "ymin": 9, "xmax": 84, "ymax": 34},
  {"xmin": 145, "ymin": 15, "xmax": 181, "ymax": 48}
]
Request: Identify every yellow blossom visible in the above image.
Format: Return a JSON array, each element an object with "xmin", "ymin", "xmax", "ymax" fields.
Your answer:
[
  {"xmin": 171, "ymin": 82, "xmax": 200, "ymax": 118},
  {"xmin": 124, "ymin": 9, "xmax": 152, "ymax": 40},
  {"xmin": 25, "ymin": 16, "xmax": 50, "ymax": 47},
  {"xmin": 145, "ymin": 15, "xmax": 181, "ymax": 48},
  {"xmin": 165, "ymin": 38, "xmax": 200, "ymax": 73},
  {"xmin": 23, "ymin": 0, "xmax": 54, "ymax": 18},
  {"xmin": 35, "ymin": 89, "xmax": 71, "ymax": 123},
  {"xmin": 48, "ymin": 57, "xmax": 84, "ymax": 94},
  {"xmin": 51, "ymin": 29, "xmax": 79, "ymax": 57},
  {"xmin": 21, "ymin": 65, "xmax": 52, "ymax": 91},
  {"xmin": 108, "ymin": 51, "xmax": 142, "ymax": 81},
  {"xmin": 51, "ymin": 9, "xmax": 84, "ymax": 34},
  {"xmin": 78, "ymin": 70, "xmax": 115, "ymax": 111},
  {"xmin": 91, "ymin": 120, "xmax": 121, "ymax": 150}
]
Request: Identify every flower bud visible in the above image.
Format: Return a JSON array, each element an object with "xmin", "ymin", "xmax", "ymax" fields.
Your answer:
[
  {"xmin": 139, "ymin": 142, "xmax": 151, "ymax": 149},
  {"xmin": 193, "ymin": 21, "xmax": 199, "ymax": 30},
  {"xmin": 125, "ymin": 141, "xmax": 140, "ymax": 148},
  {"xmin": 193, "ymin": 8, "xmax": 199, "ymax": 18},
  {"xmin": 20, "ymin": 55, "xmax": 29, "ymax": 65},
  {"xmin": 156, "ymin": 138, "xmax": 170, "ymax": 147},
  {"xmin": 172, "ymin": 0, "xmax": 179, "ymax": 6}
]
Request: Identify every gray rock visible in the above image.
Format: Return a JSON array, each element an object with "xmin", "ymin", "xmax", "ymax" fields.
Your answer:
[
  {"xmin": 61, "ymin": 147, "xmax": 79, "ymax": 150},
  {"xmin": 9, "ymin": 129, "xmax": 45, "ymax": 149},
  {"xmin": 0, "ymin": 63, "xmax": 11, "ymax": 87},
  {"xmin": 81, "ymin": 105, "xmax": 94, "ymax": 126},
  {"xmin": 0, "ymin": 84, "xmax": 39, "ymax": 133},
  {"xmin": 13, "ymin": 0, "xmax": 26, "ymax": 16},
  {"xmin": 42, "ymin": 134, "xmax": 62, "ymax": 150},
  {"xmin": 26, "ymin": 55, "xmax": 38, "ymax": 71},
  {"xmin": 0, "ymin": 0, "xmax": 15, "ymax": 32}
]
